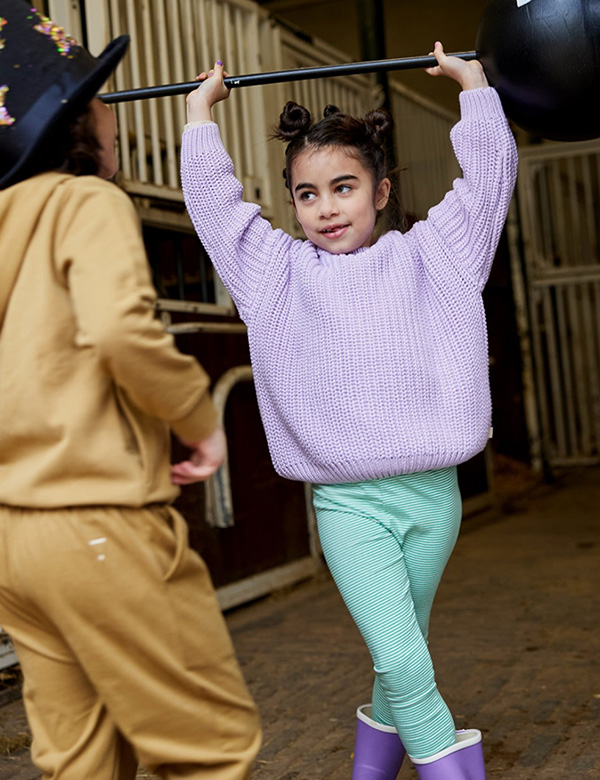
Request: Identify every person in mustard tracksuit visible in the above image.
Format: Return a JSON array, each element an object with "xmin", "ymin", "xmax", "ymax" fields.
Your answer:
[{"xmin": 0, "ymin": 3, "xmax": 261, "ymax": 779}]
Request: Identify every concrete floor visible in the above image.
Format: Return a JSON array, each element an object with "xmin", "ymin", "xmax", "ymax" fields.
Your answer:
[{"xmin": 1, "ymin": 465, "xmax": 599, "ymax": 779}]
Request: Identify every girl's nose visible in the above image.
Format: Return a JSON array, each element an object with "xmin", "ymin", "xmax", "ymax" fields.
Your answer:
[{"xmin": 319, "ymin": 194, "xmax": 339, "ymax": 218}]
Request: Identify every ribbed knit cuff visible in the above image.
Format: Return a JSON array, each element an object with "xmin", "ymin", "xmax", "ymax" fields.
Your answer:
[
  {"xmin": 183, "ymin": 119, "xmax": 214, "ymax": 131},
  {"xmin": 458, "ymin": 86, "xmax": 503, "ymax": 122},
  {"xmin": 181, "ymin": 121, "xmax": 224, "ymax": 155}
]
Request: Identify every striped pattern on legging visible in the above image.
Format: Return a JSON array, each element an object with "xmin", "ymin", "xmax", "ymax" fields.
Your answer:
[{"xmin": 312, "ymin": 467, "xmax": 461, "ymax": 759}]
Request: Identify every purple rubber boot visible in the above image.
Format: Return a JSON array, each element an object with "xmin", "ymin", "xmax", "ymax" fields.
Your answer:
[
  {"xmin": 352, "ymin": 704, "xmax": 406, "ymax": 780},
  {"xmin": 411, "ymin": 729, "xmax": 486, "ymax": 780}
]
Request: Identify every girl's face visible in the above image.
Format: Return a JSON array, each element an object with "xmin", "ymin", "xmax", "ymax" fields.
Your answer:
[
  {"xmin": 290, "ymin": 145, "xmax": 390, "ymax": 254},
  {"xmin": 90, "ymin": 98, "xmax": 118, "ymax": 179}
]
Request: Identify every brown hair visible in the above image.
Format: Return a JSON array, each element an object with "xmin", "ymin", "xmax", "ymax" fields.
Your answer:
[
  {"xmin": 19, "ymin": 101, "xmax": 102, "ymax": 181},
  {"xmin": 272, "ymin": 101, "xmax": 393, "ymax": 193}
]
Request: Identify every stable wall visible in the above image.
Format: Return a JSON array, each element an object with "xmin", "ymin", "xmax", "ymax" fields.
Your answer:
[{"xmin": 256, "ymin": 0, "xmax": 490, "ymax": 114}]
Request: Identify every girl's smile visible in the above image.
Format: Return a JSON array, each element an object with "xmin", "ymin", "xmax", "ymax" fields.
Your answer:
[
  {"xmin": 320, "ymin": 224, "xmax": 349, "ymax": 239},
  {"xmin": 291, "ymin": 146, "xmax": 390, "ymax": 254}
]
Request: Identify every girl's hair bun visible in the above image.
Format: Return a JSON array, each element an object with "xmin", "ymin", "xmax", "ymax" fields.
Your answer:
[
  {"xmin": 272, "ymin": 101, "xmax": 312, "ymax": 142},
  {"xmin": 271, "ymin": 102, "xmax": 395, "ymax": 196},
  {"xmin": 364, "ymin": 108, "xmax": 394, "ymax": 147},
  {"xmin": 323, "ymin": 104, "xmax": 341, "ymax": 118}
]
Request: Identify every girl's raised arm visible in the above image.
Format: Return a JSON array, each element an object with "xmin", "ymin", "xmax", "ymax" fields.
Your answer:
[
  {"xmin": 413, "ymin": 44, "xmax": 517, "ymax": 290},
  {"xmin": 181, "ymin": 63, "xmax": 294, "ymax": 324}
]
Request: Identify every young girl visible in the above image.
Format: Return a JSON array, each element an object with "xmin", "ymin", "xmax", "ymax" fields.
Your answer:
[{"xmin": 181, "ymin": 43, "xmax": 517, "ymax": 780}]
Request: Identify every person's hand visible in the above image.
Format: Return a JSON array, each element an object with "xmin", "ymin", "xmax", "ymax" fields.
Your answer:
[
  {"xmin": 171, "ymin": 425, "xmax": 227, "ymax": 485},
  {"xmin": 186, "ymin": 61, "xmax": 231, "ymax": 123},
  {"xmin": 425, "ymin": 42, "xmax": 488, "ymax": 91}
]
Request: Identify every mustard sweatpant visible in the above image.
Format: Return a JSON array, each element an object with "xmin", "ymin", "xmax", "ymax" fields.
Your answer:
[{"xmin": 0, "ymin": 504, "xmax": 261, "ymax": 780}]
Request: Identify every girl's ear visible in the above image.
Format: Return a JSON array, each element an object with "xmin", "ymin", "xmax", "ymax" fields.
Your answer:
[{"xmin": 375, "ymin": 177, "xmax": 391, "ymax": 211}]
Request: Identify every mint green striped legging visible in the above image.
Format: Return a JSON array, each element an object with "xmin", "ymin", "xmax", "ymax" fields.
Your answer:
[{"xmin": 312, "ymin": 467, "xmax": 461, "ymax": 760}]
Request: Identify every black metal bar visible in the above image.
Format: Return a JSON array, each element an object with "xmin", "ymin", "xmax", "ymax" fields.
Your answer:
[{"xmin": 100, "ymin": 51, "xmax": 478, "ymax": 104}]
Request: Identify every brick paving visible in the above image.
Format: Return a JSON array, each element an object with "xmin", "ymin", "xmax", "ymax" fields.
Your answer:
[{"xmin": 1, "ymin": 466, "xmax": 599, "ymax": 779}]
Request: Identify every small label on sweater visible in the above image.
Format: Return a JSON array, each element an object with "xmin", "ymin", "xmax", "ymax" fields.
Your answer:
[
  {"xmin": 516, "ymin": 0, "xmax": 532, "ymax": 7},
  {"xmin": 488, "ymin": 427, "xmax": 493, "ymax": 439}
]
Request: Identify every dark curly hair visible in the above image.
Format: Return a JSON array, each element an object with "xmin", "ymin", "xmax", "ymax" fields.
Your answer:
[
  {"xmin": 272, "ymin": 101, "xmax": 394, "ymax": 196},
  {"xmin": 17, "ymin": 100, "xmax": 102, "ymax": 183}
]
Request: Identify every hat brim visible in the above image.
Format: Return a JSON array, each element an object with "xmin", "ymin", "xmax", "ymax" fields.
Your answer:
[
  {"xmin": 84, "ymin": 35, "xmax": 131, "ymax": 101},
  {"xmin": 0, "ymin": 34, "xmax": 130, "ymax": 189}
]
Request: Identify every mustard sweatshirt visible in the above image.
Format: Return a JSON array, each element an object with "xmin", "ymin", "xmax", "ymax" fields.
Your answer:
[{"xmin": 0, "ymin": 172, "xmax": 218, "ymax": 508}]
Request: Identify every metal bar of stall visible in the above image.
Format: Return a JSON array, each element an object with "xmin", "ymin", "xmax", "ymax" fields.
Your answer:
[
  {"xmin": 563, "ymin": 158, "xmax": 593, "ymax": 455},
  {"xmin": 141, "ymin": 0, "xmax": 163, "ymax": 185},
  {"xmin": 222, "ymin": 5, "xmax": 242, "ymax": 175},
  {"xmin": 235, "ymin": 7, "xmax": 254, "ymax": 175},
  {"xmin": 505, "ymin": 198, "xmax": 544, "ymax": 472},
  {"xmin": 548, "ymin": 160, "xmax": 574, "ymax": 458},
  {"xmin": 246, "ymin": 13, "xmax": 272, "ymax": 210},
  {"xmin": 592, "ymin": 281, "xmax": 600, "ymax": 448},
  {"xmin": 167, "ymin": 322, "xmax": 247, "ymax": 335},
  {"xmin": 108, "ymin": 0, "xmax": 132, "ymax": 181},
  {"xmin": 580, "ymin": 154, "xmax": 596, "ymax": 266},
  {"xmin": 155, "ymin": 0, "xmax": 178, "ymax": 188},
  {"xmin": 542, "ymin": 287, "xmax": 566, "ymax": 459},
  {"xmin": 123, "ymin": 0, "xmax": 148, "ymax": 182},
  {"xmin": 520, "ymin": 158, "xmax": 561, "ymax": 465},
  {"xmin": 580, "ymin": 282, "xmax": 600, "ymax": 453},
  {"xmin": 169, "ymin": 0, "xmax": 188, "ymax": 136}
]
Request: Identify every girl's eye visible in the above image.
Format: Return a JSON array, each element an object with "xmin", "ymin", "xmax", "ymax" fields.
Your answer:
[
  {"xmin": 336, "ymin": 184, "xmax": 352, "ymax": 194},
  {"xmin": 299, "ymin": 191, "xmax": 316, "ymax": 201}
]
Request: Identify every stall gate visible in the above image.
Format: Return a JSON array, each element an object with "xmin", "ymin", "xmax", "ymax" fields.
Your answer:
[{"xmin": 516, "ymin": 139, "xmax": 600, "ymax": 467}]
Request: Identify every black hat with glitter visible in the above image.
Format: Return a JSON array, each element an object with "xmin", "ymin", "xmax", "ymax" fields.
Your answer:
[{"xmin": 0, "ymin": 0, "xmax": 129, "ymax": 189}]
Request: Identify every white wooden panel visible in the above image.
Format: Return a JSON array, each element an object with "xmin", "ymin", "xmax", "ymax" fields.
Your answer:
[{"xmin": 48, "ymin": 0, "xmax": 83, "ymax": 40}]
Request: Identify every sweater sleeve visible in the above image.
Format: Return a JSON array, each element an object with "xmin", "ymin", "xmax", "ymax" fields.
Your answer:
[
  {"xmin": 180, "ymin": 122, "xmax": 294, "ymax": 323},
  {"xmin": 54, "ymin": 177, "xmax": 218, "ymax": 443},
  {"xmin": 414, "ymin": 87, "xmax": 518, "ymax": 291}
]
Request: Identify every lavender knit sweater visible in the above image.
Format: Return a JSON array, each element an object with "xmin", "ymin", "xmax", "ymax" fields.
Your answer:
[{"xmin": 181, "ymin": 87, "xmax": 517, "ymax": 484}]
